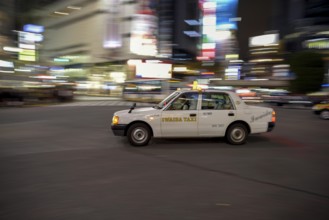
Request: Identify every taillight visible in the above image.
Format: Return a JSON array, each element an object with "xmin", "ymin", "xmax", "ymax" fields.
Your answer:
[{"xmin": 271, "ymin": 111, "xmax": 276, "ymax": 123}]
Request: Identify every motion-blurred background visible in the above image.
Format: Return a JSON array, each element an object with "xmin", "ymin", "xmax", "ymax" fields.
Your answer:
[{"xmin": 1, "ymin": 0, "xmax": 328, "ymax": 106}]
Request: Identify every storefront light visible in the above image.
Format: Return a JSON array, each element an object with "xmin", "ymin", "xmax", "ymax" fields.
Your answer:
[
  {"xmin": 216, "ymin": 31, "xmax": 231, "ymax": 41},
  {"xmin": 0, "ymin": 60, "xmax": 14, "ymax": 68},
  {"xmin": 203, "ymin": 2, "xmax": 216, "ymax": 9},
  {"xmin": 173, "ymin": 67, "xmax": 187, "ymax": 72},
  {"xmin": 203, "ymin": 16, "xmax": 216, "ymax": 26},
  {"xmin": 202, "ymin": 43, "xmax": 216, "ymax": 49},
  {"xmin": 3, "ymin": 47, "xmax": 23, "ymax": 53},
  {"xmin": 203, "ymin": 26, "xmax": 216, "ymax": 35},
  {"xmin": 19, "ymin": 44, "xmax": 36, "ymax": 50},
  {"xmin": 127, "ymin": 59, "xmax": 142, "ymax": 66},
  {"xmin": 15, "ymin": 68, "xmax": 31, "ymax": 72}
]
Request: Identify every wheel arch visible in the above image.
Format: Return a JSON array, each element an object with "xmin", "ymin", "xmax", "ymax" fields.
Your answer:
[
  {"xmin": 319, "ymin": 109, "xmax": 329, "ymax": 119},
  {"xmin": 225, "ymin": 120, "xmax": 251, "ymax": 136},
  {"xmin": 124, "ymin": 120, "xmax": 154, "ymax": 136}
]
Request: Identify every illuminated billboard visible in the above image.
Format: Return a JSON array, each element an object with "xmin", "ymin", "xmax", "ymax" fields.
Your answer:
[
  {"xmin": 136, "ymin": 63, "xmax": 172, "ymax": 78},
  {"xmin": 18, "ymin": 31, "xmax": 38, "ymax": 61},
  {"xmin": 199, "ymin": 0, "xmax": 239, "ymax": 60},
  {"xmin": 19, "ymin": 49, "xmax": 36, "ymax": 61},
  {"xmin": 23, "ymin": 24, "xmax": 44, "ymax": 33},
  {"xmin": 216, "ymin": 0, "xmax": 239, "ymax": 30},
  {"xmin": 305, "ymin": 38, "xmax": 329, "ymax": 49},
  {"xmin": 103, "ymin": 0, "xmax": 121, "ymax": 48},
  {"xmin": 249, "ymin": 34, "xmax": 279, "ymax": 47},
  {"xmin": 130, "ymin": 14, "xmax": 158, "ymax": 56},
  {"xmin": 19, "ymin": 31, "xmax": 43, "ymax": 43},
  {"xmin": 129, "ymin": 0, "xmax": 158, "ymax": 56}
]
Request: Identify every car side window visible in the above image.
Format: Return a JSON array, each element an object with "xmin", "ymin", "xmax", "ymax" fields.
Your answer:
[
  {"xmin": 201, "ymin": 93, "xmax": 233, "ymax": 110},
  {"xmin": 167, "ymin": 92, "xmax": 198, "ymax": 110}
]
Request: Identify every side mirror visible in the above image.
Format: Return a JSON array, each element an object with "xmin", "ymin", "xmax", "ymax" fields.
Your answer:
[{"xmin": 128, "ymin": 103, "xmax": 136, "ymax": 113}]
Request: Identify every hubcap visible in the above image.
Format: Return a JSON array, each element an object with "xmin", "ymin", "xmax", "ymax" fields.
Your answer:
[
  {"xmin": 132, "ymin": 128, "xmax": 147, "ymax": 143},
  {"xmin": 320, "ymin": 111, "xmax": 329, "ymax": 119},
  {"xmin": 231, "ymin": 127, "xmax": 245, "ymax": 142}
]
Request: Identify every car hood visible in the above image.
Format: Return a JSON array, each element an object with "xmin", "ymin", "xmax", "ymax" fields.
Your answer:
[{"xmin": 115, "ymin": 107, "xmax": 159, "ymax": 116}]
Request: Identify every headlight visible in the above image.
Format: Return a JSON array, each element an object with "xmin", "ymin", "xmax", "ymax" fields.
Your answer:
[{"xmin": 112, "ymin": 115, "xmax": 119, "ymax": 125}]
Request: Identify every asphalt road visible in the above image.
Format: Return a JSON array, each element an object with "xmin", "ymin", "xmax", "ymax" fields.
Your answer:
[{"xmin": 0, "ymin": 104, "xmax": 329, "ymax": 220}]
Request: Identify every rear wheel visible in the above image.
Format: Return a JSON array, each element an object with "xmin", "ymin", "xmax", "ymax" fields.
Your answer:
[
  {"xmin": 226, "ymin": 123, "xmax": 248, "ymax": 145},
  {"xmin": 320, "ymin": 110, "xmax": 329, "ymax": 120},
  {"xmin": 127, "ymin": 123, "xmax": 151, "ymax": 146}
]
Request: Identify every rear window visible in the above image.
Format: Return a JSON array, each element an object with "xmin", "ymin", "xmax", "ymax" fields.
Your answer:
[{"xmin": 201, "ymin": 93, "xmax": 234, "ymax": 110}]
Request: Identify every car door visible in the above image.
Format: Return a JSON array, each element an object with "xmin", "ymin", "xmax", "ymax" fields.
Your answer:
[
  {"xmin": 198, "ymin": 92, "xmax": 236, "ymax": 136},
  {"xmin": 160, "ymin": 92, "xmax": 199, "ymax": 137}
]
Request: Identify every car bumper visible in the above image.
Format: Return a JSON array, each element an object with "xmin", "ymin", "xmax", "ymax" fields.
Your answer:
[
  {"xmin": 267, "ymin": 122, "xmax": 275, "ymax": 132},
  {"xmin": 111, "ymin": 124, "xmax": 127, "ymax": 136}
]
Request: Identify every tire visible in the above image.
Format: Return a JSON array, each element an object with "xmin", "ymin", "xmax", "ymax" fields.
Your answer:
[
  {"xmin": 127, "ymin": 123, "xmax": 151, "ymax": 146},
  {"xmin": 226, "ymin": 123, "xmax": 248, "ymax": 145},
  {"xmin": 319, "ymin": 110, "xmax": 329, "ymax": 120}
]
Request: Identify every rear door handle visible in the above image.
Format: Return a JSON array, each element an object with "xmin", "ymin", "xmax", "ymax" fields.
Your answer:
[
  {"xmin": 228, "ymin": 113, "xmax": 235, "ymax": 116},
  {"xmin": 190, "ymin": 113, "xmax": 197, "ymax": 117}
]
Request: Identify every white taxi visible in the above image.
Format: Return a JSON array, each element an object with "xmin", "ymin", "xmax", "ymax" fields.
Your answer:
[{"xmin": 111, "ymin": 89, "xmax": 276, "ymax": 146}]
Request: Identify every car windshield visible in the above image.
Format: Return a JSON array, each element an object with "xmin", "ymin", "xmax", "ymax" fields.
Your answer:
[{"xmin": 154, "ymin": 91, "xmax": 181, "ymax": 109}]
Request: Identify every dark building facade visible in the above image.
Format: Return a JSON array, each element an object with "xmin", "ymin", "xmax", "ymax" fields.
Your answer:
[
  {"xmin": 157, "ymin": 0, "xmax": 200, "ymax": 62},
  {"xmin": 275, "ymin": 0, "xmax": 329, "ymax": 53},
  {"xmin": 271, "ymin": 0, "xmax": 305, "ymax": 38},
  {"xmin": 0, "ymin": 0, "xmax": 15, "ymax": 40},
  {"xmin": 236, "ymin": 0, "xmax": 272, "ymax": 61}
]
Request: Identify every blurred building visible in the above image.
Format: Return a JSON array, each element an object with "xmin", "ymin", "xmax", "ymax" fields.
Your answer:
[
  {"xmin": 0, "ymin": 0, "xmax": 16, "ymax": 79},
  {"xmin": 12, "ymin": 0, "xmax": 160, "ymax": 96},
  {"xmin": 157, "ymin": 0, "xmax": 200, "ymax": 61},
  {"xmin": 6, "ymin": 0, "xmax": 200, "ymax": 92},
  {"xmin": 157, "ymin": 0, "xmax": 174, "ymax": 58},
  {"xmin": 197, "ymin": 0, "xmax": 241, "ymax": 80},
  {"xmin": 278, "ymin": 0, "xmax": 329, "ymax": 85},
  {"xmin": 239, "ymin": 0, "xmax": 329, "ymax": 83},
  {"xmin": 270, "ymin": 0, "xmax": 305, "ymax": 38},
  {"xmin": 243, "ymin": 32, "xmax": 289, "ymax": 80},
  {"xmin": 0, "ymin": 0, "xmax": 15, "ymax": 43},
  {"xmin": 280, "ymin": 0, "xmax": 329, "ymax": 53},
  {"xmin": 16, "ymin": 0, "xmax": 308, "ymax": 92}
]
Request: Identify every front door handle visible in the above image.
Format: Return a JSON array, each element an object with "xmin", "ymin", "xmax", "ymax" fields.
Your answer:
[
  {"xmin": 190, "ymin": 113, "xmax": 197, "ymax": 117},
  {"xmin": 228, "ymin": 112, "xmax": 235, "ymax": 116}
]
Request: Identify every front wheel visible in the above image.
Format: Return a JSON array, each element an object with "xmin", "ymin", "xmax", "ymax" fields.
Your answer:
[
  {"xmin": 226, "ymin": 123, "xmax": 248, "ymax": 145},
  {"xmin": 127, "ymin": 123, "xmax": 151, "ymax": 146},
  {"xmin": 320, "ymin": 110, "xmax": 329, "ymax": 120}
]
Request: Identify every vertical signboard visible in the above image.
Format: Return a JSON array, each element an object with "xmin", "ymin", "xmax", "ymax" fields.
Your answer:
[
  {"xmin": 130, "ymin": 0, "xmax": 158, "ymax": 56},
  {"xmin": 216, "ymin": 0, "xmax": 239, "ymax": 30},
  {"xmin": 198, "ymin": 0, "xmax": 239, "ymax": 61},
  {"xmin": 103, "ymin": 0, "xmax": 122, "ymax": 48},
  {"xmin": 18, "ymin": 26, "xmax": 44, "ymax": 62}
]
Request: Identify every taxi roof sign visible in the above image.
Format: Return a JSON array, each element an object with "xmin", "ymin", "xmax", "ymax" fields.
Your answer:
[
  {"xmin": 192, "ymin": 81, "xmax": 203, "ymax": 91},
  {"xmin": 192, "ymin": 81, "xmax": 198, "ymax": 90}
]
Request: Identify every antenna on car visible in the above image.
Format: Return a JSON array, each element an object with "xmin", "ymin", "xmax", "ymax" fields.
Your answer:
[{"xmin": 128, "ymin": 103, "xmax": 136, "ymax": 113}]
